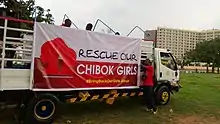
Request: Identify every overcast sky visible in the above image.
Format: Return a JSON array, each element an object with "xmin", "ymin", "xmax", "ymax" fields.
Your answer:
[{"xmin": 36, "ymin": 0, "xmax": 220, "ymax": 37}]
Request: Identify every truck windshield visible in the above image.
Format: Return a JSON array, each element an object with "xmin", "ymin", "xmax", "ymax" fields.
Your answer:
[{"xmin": 160, "ymin": 52, "xmax": 177, "ymax": 70}]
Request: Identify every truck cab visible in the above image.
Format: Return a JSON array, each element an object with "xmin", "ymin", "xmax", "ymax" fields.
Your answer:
[
  {"xmin": 154, "ymin": 48, "xmax": 180, "ymax": 89},
  {"xmin": 141, "ymin": 40, "xmax": 181, "ymax": 105}
]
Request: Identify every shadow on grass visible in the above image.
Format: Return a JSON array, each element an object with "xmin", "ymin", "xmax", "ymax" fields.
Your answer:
[
  {"xmin": 57, "ymin": 97, "xmax": 142, "ymax": 116},
  {"xmin": 55, "ymin": 97, "xmax": 174, "ymax": 124}
]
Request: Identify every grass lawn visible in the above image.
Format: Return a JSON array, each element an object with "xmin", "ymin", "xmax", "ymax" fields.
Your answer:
[
  {"xmin": 53, "ymin": 73, "xmax": 220, "ymax": 124},
  {"xmin": 1, "ymin": 73, "xmax": 220, "ymax": 124}
]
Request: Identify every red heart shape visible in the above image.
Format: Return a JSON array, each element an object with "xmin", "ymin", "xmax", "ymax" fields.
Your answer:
[{"xmin": 40, "ymin": 37, "xmax": 77, "ymax": 75}]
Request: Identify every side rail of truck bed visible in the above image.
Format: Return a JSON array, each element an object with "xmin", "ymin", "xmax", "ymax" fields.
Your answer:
[{"xmin": 0, "ymin": 16, "xmax": 34, "ymax": 91}]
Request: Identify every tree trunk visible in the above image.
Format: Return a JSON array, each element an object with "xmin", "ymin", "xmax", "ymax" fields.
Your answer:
[
  {"xmin": 218, "ymin": 67, "xmax": 219, "ymax": 74},
  {"xmin": 206, "ymin": 64, "xmax": 209, "ymax": 73},
  {"xmin": 212, "ymin": 62, "xmax": 215, "ymax": 73},
  {"xmin": 212, "ymin": 66, "xmax": 215, "ymax": 73}
]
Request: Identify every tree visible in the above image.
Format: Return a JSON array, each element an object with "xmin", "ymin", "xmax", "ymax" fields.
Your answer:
[
  {"xmin": 185, "ymin": 38, "xmax": 220, "ymax": 73},
  {"xmin": 0, "ymin": 0, "xmax": 54, "ymax": 24},
  {"xmin": 211, "ymin": 39, "xmax": 220, "ymax": 73},
  {"xmin": 44, "ymin": 9, "xmax": 54, "ymax": 24}
]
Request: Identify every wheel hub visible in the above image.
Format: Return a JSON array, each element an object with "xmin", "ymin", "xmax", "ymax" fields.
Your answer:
[
  {"xmin": 34, "ymin": 99, "xmax": 55, "ymax": 120},
  {"xmin": 162, "ymin": 92, "xmax": 169, "ymax": 101},
  {"xmin": 41, "ymin": 106, "xmax": 47, "ymax": 111}
]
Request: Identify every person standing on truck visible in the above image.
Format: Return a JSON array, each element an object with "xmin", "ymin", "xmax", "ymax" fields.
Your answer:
[
  {"xmin": 61, "ymin": 19, "xmax": 72, "ymax": 27},
  {"xmin": 115, "ymin": 32, "xmax": 120, "ymax": 35},
  {"xmin": 141, "ymin": 59, "xmax": 157, "ymax": 114},
  {"xmin": 85, "ymin": 23, "xmax": 93, "ymax": 31},
  {"xmin": 5, "ymin": 44, "xmax": 16, "ymax": 68}
]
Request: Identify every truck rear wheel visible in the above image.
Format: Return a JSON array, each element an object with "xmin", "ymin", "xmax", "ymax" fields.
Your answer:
[
  {"xmin": 155, "ymin": 85, "xmax": 170, "ymax": 105},
  {"xmin": 24, "ymin": 94, "xmax": 58, "ymax": 124}
]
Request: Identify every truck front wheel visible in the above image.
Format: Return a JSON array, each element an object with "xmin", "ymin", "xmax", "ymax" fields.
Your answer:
[
  {"xmin": 24, "ymin": 94, "xmax": 58, "ymax": 124},
  {"xmin": 155, "ymin": 85, "xmax": 171, "ymax": 105}
]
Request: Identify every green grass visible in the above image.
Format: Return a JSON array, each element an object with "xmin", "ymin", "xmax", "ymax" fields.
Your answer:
[
  {"xmin": 1, "ymin": 73, "xmax": 220, "ymax": 124},
  {"xmin": 54, "ymin": 73, "xmax": 220, "ymax": 124}
]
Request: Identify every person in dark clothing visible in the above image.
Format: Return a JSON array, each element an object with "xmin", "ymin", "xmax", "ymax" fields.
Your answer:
[
  {"xmin": 115, "ymin": 32, "xmax": 120, "ymax": 35},
  {"xmin": 141, "ymin": 59, "xmax": 157, "ymax": 114},
  {"xmin": 5, "ymin": 44, "xmax": 16, "ymax": 68},
  {"xmin": 85, "ymin": 23, "xmax": 93, "ymax": 31},
  {"xmin": 61, "ymin": 19, "xmax": 72, "ymax": 27}
]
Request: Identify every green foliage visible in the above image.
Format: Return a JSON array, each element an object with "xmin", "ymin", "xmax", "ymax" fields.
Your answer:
[
  {"xmin": 185, "ymin": 38, "xmax": 220, "ymax": 68},
  {"xmin": 0, "ymin": 0, "xmax": 54, "ymax": 24}
]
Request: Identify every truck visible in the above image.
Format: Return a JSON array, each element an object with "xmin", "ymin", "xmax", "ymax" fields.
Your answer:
[{"xmin": 0, "ymin": 16, "xmax": 181, "ymax": 124}]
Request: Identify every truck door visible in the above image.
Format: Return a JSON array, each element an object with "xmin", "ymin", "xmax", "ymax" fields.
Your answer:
[{"xmin": 158, "ymin": 52, "xmax": 179, "ymax": 82}]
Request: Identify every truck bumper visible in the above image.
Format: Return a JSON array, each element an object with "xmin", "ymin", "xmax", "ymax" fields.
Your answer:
[{"xmin": 171, "ymin": 80, "xmax": 182, "ymax": 92}]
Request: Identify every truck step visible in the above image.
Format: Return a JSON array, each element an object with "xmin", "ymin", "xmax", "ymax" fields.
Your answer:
[{"xmin": 65, "ymin": 92, "xmax": 144, "ymax": 103}]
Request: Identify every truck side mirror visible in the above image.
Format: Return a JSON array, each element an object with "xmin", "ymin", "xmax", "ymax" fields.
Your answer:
[
  {"xmin": 175, "ymin": 71, "xmax": 178, "ymax": 77},
  {"xmin": 174, "ymin": 66, "xmax": 178, "ymax": 70}
]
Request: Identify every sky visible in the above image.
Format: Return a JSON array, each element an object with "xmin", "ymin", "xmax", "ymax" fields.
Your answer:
[{"xmin": 36, "ymin": 0, "xmax": 220, "ymax": 37}]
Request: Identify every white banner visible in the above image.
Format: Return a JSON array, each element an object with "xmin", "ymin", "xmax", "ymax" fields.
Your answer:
[
  {"xmin": 34, "ymin": 23, "xmax": 141, "ymax": 64},
  {"xmin": 33, "ymin": 22, "xmax": 141, "ymax": 89}
]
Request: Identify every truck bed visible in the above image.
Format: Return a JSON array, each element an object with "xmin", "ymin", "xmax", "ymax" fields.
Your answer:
[{"xmin": 0, "ymin": 18, "xmax": 154, "ymax": 91}]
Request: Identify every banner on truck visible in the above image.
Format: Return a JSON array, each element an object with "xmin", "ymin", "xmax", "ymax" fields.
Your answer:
[{"xmin": 33, "ymin": 23, "xmax": 141, "ymax": 89}]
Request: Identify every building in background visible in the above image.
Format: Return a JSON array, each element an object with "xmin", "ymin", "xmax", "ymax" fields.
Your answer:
[
  {"xmin": 200, "ymin": 29, "xmax": 220, "ymax": 41},
  {"xmin": 145, "ymin": 28, "xmax": 220, "ymax": 60}
]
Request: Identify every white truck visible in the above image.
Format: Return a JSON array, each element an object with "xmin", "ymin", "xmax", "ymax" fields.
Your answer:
[{"xmin": 0, "ymin": 16, "xmax": 181, "ymax": 124}]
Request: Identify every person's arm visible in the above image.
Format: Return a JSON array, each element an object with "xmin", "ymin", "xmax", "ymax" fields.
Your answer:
[
  {"xmin": 145, "ymin": 66, "xmax": 153, "ymax": 72},
  {"xmin": 141, "ymin": 64, "xmax": 145, "ymax": 68}
]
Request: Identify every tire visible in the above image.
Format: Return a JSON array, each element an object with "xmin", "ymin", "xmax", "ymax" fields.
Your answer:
[
  {"xmin": 24, "ymin": 94, "xmax": 58, "ymax": 124},
  {"xmin": 155, "ymin": 85, "xmax": 171, "ymax": 105}
]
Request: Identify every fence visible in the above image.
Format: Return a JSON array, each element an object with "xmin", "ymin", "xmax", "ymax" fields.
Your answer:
[{"xmin": 181, "ymin": 66, "xmax": 220, "ymax": 74}]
